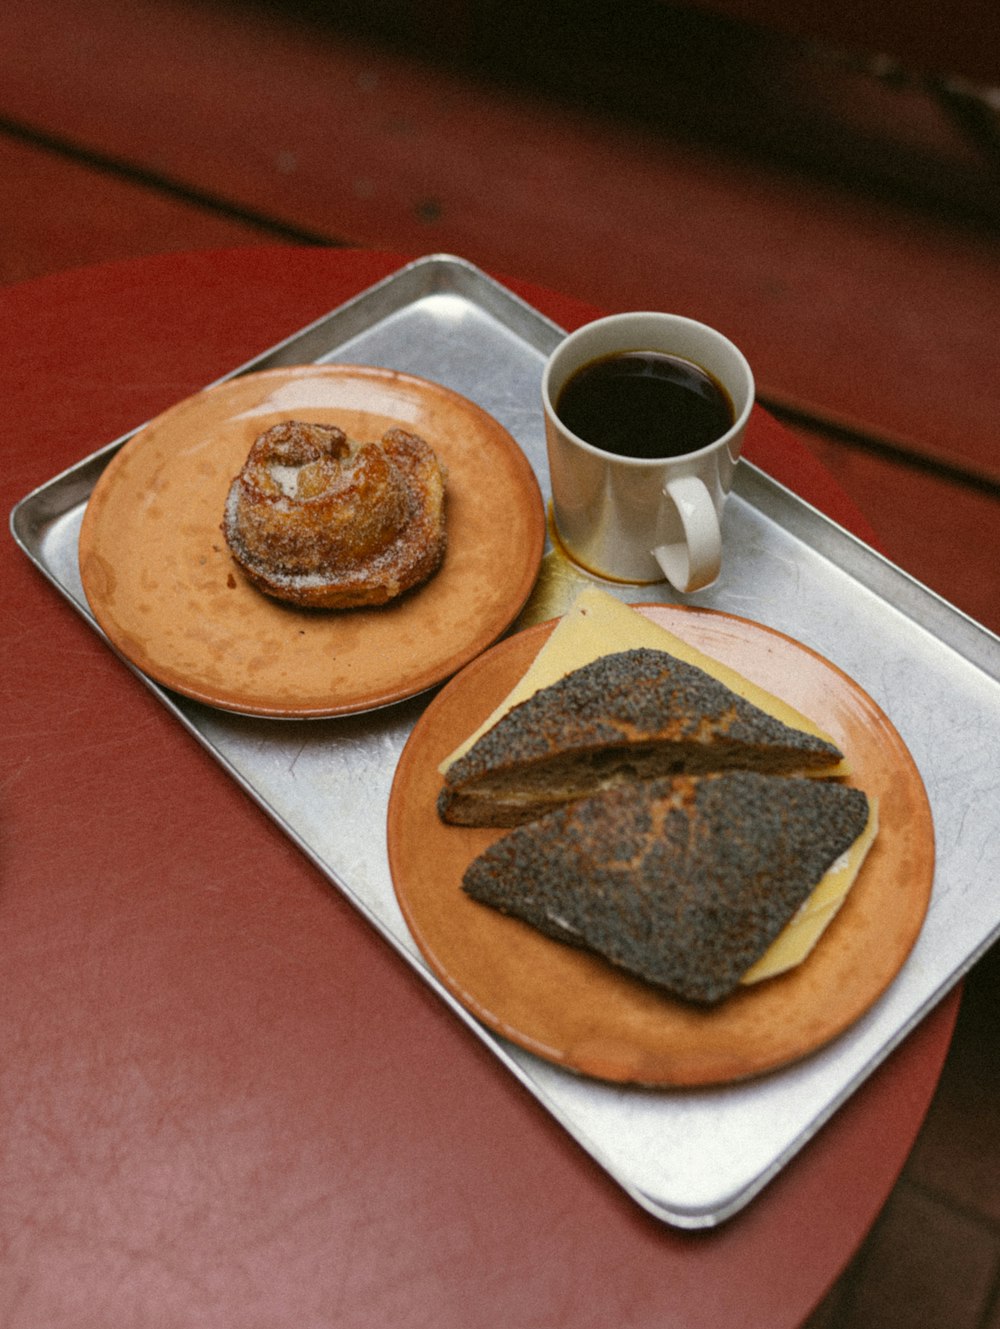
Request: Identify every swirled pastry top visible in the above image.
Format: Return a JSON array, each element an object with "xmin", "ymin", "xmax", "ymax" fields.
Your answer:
[{"xmin": 222, "ymin": 419, "xmax": 447, "ymax": 609}]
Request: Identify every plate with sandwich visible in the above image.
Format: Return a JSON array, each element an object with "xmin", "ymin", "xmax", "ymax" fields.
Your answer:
[{"xmin": 387, "ymin": 587, "xmax": 933, "ymax": 1086}]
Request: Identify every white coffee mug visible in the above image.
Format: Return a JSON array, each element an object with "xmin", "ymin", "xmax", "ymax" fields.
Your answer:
[{"xmin": 542, "ymin": 312, "xmax": 755, "ymax": 593}]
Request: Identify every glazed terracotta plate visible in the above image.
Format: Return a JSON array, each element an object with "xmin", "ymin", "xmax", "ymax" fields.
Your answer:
[
  {"xmin": 78, "ymin": 365, "xmax": 545, "ymax": 717},
  {"xmin": 387, "ymin": 604, "xmax": 935, "ymax": 1087}
]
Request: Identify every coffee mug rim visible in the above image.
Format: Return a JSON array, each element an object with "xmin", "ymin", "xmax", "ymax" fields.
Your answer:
[{"xmin": 542, "ymin": 311, "xmax": 755, "ymax": 467}]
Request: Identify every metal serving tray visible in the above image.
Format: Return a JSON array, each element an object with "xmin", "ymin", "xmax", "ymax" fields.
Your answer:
[{"xmin": 12, "ymin": 254, "xmax": 1000, "ymax": 1229}]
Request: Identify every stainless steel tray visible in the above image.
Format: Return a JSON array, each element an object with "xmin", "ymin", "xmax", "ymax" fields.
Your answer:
[{"xmin": 11, "ymin": 254, "xmax": 1000, "ymax": 1229}]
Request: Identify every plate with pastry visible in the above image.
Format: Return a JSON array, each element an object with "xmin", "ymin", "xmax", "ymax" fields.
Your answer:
[
  {"xmin": 78, "ymin": 364, "xmax": 545, "ymax": 717},
  {"xmin": 387, "ymin": 587, "xmax": 934, "ymax": 1086}
]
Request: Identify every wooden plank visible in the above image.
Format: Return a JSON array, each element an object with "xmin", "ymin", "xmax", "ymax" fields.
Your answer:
[
  {"xmin": 680, "ymin": 0, "xmax": 1000, "ymax": 84},
  {"xmin": 785, "ymin": 426, "xmax": 1000, "ymax": 635},
  {"xmin": 1, "ymin": 0, "xmax": 999, "ymax": 484},
  {"xmin": 0, "ymin": 133, "xmax": 290, "ymax": 287}
]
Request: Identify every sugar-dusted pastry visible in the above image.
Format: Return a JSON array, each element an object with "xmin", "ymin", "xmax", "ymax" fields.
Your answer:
[
  {"xmin": 462, "ymin": 771, "xmax": 872, "ymax": 1004},
  {"xmin": 437, "ymin": 646, "xmax": 845, "ymax": 827},
  {"xmin": 222, "ymin": 419, "xmax": 446, "ymax": 609}
]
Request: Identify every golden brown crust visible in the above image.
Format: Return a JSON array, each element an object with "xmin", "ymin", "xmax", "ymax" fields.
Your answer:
[{"xmin": 221, "ymin": 420, "xmax": 446, "ymax": 609}]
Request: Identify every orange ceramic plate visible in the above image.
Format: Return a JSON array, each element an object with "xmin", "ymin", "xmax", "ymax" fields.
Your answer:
[
  {"xmin": 387, "ymin": 604, "xmax": 934, "ymax": 1086},
  {"xmin": 79, "ymin": 365, "xmax": 545, "ymax": 717}
]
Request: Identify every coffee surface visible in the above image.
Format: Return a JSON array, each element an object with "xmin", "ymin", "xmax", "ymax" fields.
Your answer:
[{"xmin": 555, "ymin": 350, "xmax": 734, "ymax": 459}]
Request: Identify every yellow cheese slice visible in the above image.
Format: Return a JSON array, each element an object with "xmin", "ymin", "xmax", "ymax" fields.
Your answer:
[{"xmin": 440, "ymin": 585, "xmax": 846, "ymax": 773}]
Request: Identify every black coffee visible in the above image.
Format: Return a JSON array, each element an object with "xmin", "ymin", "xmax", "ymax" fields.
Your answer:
[{"xmin": 555, "ymin": 350, "xmax": 734, "ymax": 459}]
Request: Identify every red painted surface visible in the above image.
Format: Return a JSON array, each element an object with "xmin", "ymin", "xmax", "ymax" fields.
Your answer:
[{"xmin": 1, "ymin": 247, "xmax": 959, "ymax": 1328}]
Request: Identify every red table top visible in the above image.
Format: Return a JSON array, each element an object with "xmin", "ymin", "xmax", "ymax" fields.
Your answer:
[{"xmin": 0, "ymin": 246, "xmax": 958, "ymax": 1328}]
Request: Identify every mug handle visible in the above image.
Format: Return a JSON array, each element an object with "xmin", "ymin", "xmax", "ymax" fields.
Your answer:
[{"xmin": 653, "ymin": 474, "xmax": 722, "ymax": 593}]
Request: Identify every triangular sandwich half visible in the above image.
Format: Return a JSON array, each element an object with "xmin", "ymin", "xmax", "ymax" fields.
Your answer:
[
  {"xmin": 440, "ymin": 585, "xmax": 846, "ymax": 772},
  {"xmin": 438, "ymin": 645, "xmax": 846, "ymax": 827},
  {"xmin": 462, "ymin": 771, "xmax": 872, "ymax": 1004}
]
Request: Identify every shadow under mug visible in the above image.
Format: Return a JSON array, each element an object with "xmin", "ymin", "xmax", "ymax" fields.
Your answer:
[{"xmin": 542, "ymin": 312, "xmax": 755, "ymax": 593}]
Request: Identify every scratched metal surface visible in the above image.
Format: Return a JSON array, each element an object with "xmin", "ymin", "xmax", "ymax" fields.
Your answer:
[{"xmin": 12, "ymin": 255, "xmax": 1000, "ymax": 1228}]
